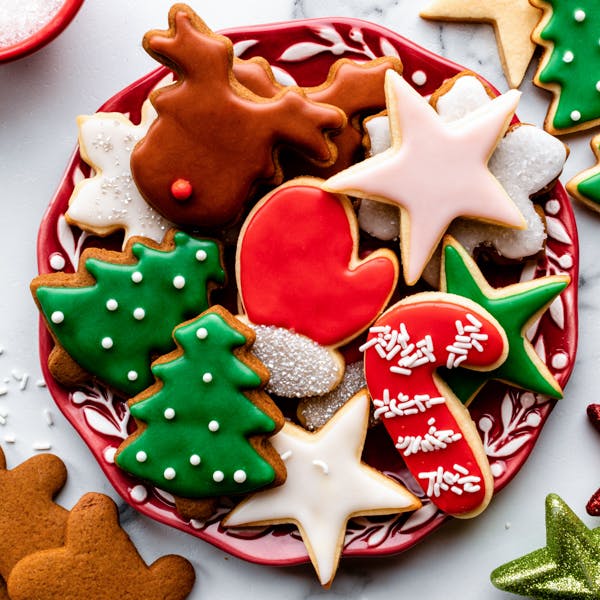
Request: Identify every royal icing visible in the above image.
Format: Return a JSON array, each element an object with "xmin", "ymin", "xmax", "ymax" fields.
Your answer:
[
  {"xmin": 116, "ymin": 308, "xmax": 282, "ymax": 499},
  {"xmin": 130, "ymin": 6, "xmax": 345, "ymax": 228},
  {"xmin": 237, "ymin": 180, "xmax": 398, "ymax": 347},
  {"xmin": 532, "ymin": 0, "xmax": 600, "ymax": 132},
  {"xmin": 224, "ymin": 391, "xmax": 420, "ymax": 587},
  {"xmin": 323, "ymin": 70, "xmax": 524, "ymax": 285},
  {"xmin": 567, "ymin": 133, "xmax": 600, "ymax": 213},
  {"xmin": 66, "ymin": 100, "xmax": 172, "ymax": 247},
  {"xmin": 362, "ymin": 292, "xmax": 507, "ymax": 517},
  {"xmin": 441, "ymin": 237, "xmax": 568, "ymax": 404},
  {"xmin": 34, "ymin": 231, "xmax": 224, "ymax": 397}
]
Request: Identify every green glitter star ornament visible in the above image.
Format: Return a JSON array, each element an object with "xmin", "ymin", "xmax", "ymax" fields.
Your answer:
[
  {"xmin": 440, "ymin": 236, "xmax": 569, "ymax": 405},
  {"xmin": 491, "ymin": 494, "xmax": 600, "ymax": 599}
]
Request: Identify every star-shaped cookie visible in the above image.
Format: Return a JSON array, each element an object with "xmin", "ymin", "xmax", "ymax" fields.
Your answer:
[
  {"xmin": 223, "ymin": 391, "xmax": 420, "ymax": 587},
  {"xmin": 491, "ymin": 494, "xmax": 600, "ymax": 599},
  {"xmin": 323, "ymin": 70, "xmax": 524, "ymax": 285},
  {"xmin": 420, "ymin": 0, "xmax": 541, "ymax": 88}
]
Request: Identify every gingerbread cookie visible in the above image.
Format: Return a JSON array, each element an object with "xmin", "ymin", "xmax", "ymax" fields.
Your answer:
[
  {"xmin": 7, "ymin": 493, "xmax": 195, "ymax": 600},
  {"xmin": 31, "ymin": 230, "xmax": 224, "ymax": 397},
  {"xmin": 224, "ymin": 391, "xmax": 420, "ymax": 587},
  {"xmin": 116, "ymin": 306, "xmax": 285, "ymax": 520},
  {"xmin": 420, "ymin": 0, "xmax": 541, "ymax": 88},
  {"xmin": 324, "ymin": 69, "xmax": 524, "ymax": 285},
  {"xmin": 531, "ymin": 0, "xmax": 600, "ymax": 134},
  {"xmin": 130, "ymin": 4, "xmax": 345, "ymax": 228}
]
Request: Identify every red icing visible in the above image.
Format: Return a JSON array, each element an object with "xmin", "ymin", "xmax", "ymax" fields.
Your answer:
[
  {"xmin": 363, "ymin": 295, "xmax": 506, "ymax": 516},
  {"xmin": 170, "ymin": 178, "xmax": 193, "ymax": 201},
  {"xmin": 237, "ymin": 183, "xmax": 398, "ymax": 346}
]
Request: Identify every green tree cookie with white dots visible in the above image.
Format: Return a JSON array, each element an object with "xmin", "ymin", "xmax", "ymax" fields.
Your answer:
[
  {"xmin": 32, "ymin": 230, "xmax": 224, "ymax": 397},
  {"xmin": 115, "ymin": 307, "xmax": 284, "ymax": 500}
]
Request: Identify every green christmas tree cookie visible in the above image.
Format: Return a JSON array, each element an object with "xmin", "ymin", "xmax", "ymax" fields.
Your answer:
[
  {"xmin": 116, "ymin": 306, "xmax": 284, "ymax": 507},
  {"xmin": 531, "ymin": 0, "xmax": 600, "ymax": 133},
  {"xmin": 491, "ymin": 494, "xmax": 600, "ymax": 599},
  {"xmin": 32, "ymin": 230, "xmax": 224, "ymax": 397},
  {"xmin": 441, "ymin": 237, "xmax": 569, "ymax": 405},
  {"xmin": 567, "ymin": 133, "xmax": 600, "ymax": 214}
]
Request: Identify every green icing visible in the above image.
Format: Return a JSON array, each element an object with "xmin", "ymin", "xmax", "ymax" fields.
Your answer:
[
  {"xmin": 538, "ymin": 1, "xmax": 600, "ymax": 129},
  {"xmin": 116, "ymin": 310, "xmax": 277, "ymax": 498},
  {"xmin": 491, "ymin": 494, "xmax": 600, "ymax": 599},
  {"xmin": 442, "ymin": 241, "xmax": 567, "ymax": 404},
  {"xmin": 577, "ymin": 168, "xmax": 600, "ymax": 207},
  {"xmin": 36, "ymin": 232, "xmax": 224, "ymax": 397}
]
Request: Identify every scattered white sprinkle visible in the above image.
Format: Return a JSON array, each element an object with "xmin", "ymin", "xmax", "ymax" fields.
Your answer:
[
  {"xmin": 280, "ymin": 450, "xmax": 293, "ymax": 461},
  {"xmin": 3, "ymin": 435, "xmax": 15, "ymax": 444},
  {"xmin": 50, "ymin": 311, "xmax": 64, "ymax": 324},
  {"xmin": 213, "ymin": 470, "xmax": 224, "ymax": 482},
  {"xmin": 312, "ymin": 459, "xmax": 329, "ymax": 475},
  {"xmin": 551, "ymin": 352, "xmax": 569, "ymax": 370},
  {"xmin": 411, "ymin": 70, "xmax": 427, "ymax": 86},
  {"xmin": 101, "ymin": 337, "xmax": 114, "ymax": 350},
  {"xmin": 172, "ymin": 275, "xmax": 186, "ymax": 289},
  {"xmin": 196, "ymin": 327, "xmax": 208, "ymax": 340},
  {"xmin": 0, "ymin": 415, "xmax": 6, "ymax": 426},
  {"xmin": 164, "ymin": 407, "xmax": 176, "ymax": 420},
  {"xmin": 190, "ymin": 454, "xmax": 201, "ymax": 466},
  {"xmin": 164, "ymin": 467, "xmax": 176, "ymax": 480},
  {"xmin": 49, "ymin": 253, "xmax": 66, "ymax": 271},
  {"xmin": 131, "ymin": 271, "xmax": 143, "ymax": 283},
  {"xmin": 571, "ymin": 110, "xmax": 581, "ymax": 121},
  {"xmin": 202, "ymin": 372, "xmax": 213, "ymax": 383},
  {"xmin": 0, "ymin": 385, "xmax": 7, "ymax": 396},
  {"xmin": 133, "ymin": 307, "xmax": 146, "ymax": 320},
  {"xmin": 574, "ymin": 9, "xmax": 586, "ymax": 21},
  {"xmin": 44, "ymin": 409, "xmax": 54, "ymax": 427},
  {"xmin": 130, "ymin": 485, "xmax": 148, "ymax": 503},
  {"xmin": 127, "ymin": 370, "xmax": 138, "ymax": 381},
  {"xmin": 19, "ymin": 373, "xmax": 28, "ymax": 391},
  {"xmin": 0, "ymin": 408, "xmax": 7, "ymax": 418},
  {"xmin": 136, "ymin": 450, "xmax": 148, "ymax": 463},
  {"xmin": 106, "ymin": 298, "xmax": 119, "ymax": 311},
  {"xmin": 104, "ymin": 447, "xmax": 117, "ymax": 463},
  {"xmin": 563, "ymin": 50, "xmax": 574, "ymax": 63},
  {"xmin": 33, "ymin": 441, "xmax": 52, "ymax": 451},
  {"xmin": 233, "ymin": 469, "xmax": 247, "ymax": 483},
  {"xmin": 505, "ymin": 521, "xmax": 512, "ymax": 530},
  {"xmin": 36, "ymin": 379, "xmax": 46, "ymax": 388},
  {"xmin": 208, "ymin": 420, "xmax": 219, "ymax": 432},
  {"xmin": 196, "ymin": 250, "xmax": 207, "ymax": 261}
]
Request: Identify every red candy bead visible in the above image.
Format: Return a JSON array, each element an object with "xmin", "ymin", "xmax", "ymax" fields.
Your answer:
[{"xmin": 170, "ymin": 178, "xmax": 193, "ymax": 201}]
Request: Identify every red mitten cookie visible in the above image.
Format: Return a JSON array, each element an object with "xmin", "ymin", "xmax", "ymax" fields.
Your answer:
[{"xmin": 7, "ymin": 493, "xmax": 195, "ymax": 600}]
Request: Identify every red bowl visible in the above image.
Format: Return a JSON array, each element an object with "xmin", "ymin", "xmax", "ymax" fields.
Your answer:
[{"xmin": 0, "ymin": 0, "xmax": 84, "ymax": 63}]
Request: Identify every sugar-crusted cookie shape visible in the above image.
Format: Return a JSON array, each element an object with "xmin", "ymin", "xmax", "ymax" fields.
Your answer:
[
  {"xmin": 531, "ymin": 0, "xmax": 600, "ymax": 134},
  {"xmin": 362, "ymin": 292, "xmax": 507, "ymax": 517},
  {"xmin": 420, "ymin": 0, "xmax": 541, "ymax": 88},
  {"xmin": 32, "ymin": 230, "xmax": 224, "ymax": 397},
  {"xmin": 567, "ymin": 134, "xmax": 600, "ymax": 213},
  {"xmin": 116, "ymin": 306, "xmax": 284, "ymax": 509},
  {"xmin": 441, "ymin": 237, "xmax": 568, "ymax": 405},
  {"xmin": 130, "ymin": 4, "xmax": 345, "ymax": 228},
  {"xmin": 7, "ymin": 493, "xmax": 195, "ymax": 600},
  {"xmin": 0, "ymin": 447, "xmax": 68, "ymax": 581},
  {"xmin": 491, "ymin": 494, "xmax": 600, "ymax": 599},
  {"xmin": 323, "ymin": 70, "xmax": 524, "ymax": 285},
  {"xmin": 223, "ymin": 391, "xmax": 420, "ymax": 588},
  {"xmin": 65, "ymin": 100, "xmax": 172, "ymax": 248},
  {"xmin": 237, "ymin": 178, "xmax": 398, "ymax": 347}
]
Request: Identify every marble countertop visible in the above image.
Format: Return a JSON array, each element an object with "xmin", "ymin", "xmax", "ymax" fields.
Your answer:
[{"xmin": 0, "ymin": 1, "xmax": 598, "ymax": 598}]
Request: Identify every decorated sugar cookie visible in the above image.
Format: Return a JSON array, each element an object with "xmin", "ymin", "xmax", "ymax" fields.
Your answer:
[
  {"xmin": 441, "ymin": 237, "xmax": 568, "ymax": 404},
  {"xmin": 567, "ymin": 134, "xmax": 600, "ymax": 213},
  {"xmin": 491, "ymin": 494, "xmax": 600, "ymax": 599},
  {"xmin": 324, "ymin": 69, "xmax": 524, "ymax": 285},
  {"xmin": 31, "ymin": 230, "xmax": 224, "ymax": 397},
  {"xmin": 66, "ymin": 100, "xmax": 172, "ymax": 247},
  {"xmin": 130, "ymin": 4, "xmax": 345, "ymax": 228},
  {"xmin": 531, "ymin": 0, "xmax": 600, "ymax": 134},
  {"xmin": 362, "ymin": 292, "xmax": 508, "ymax": 517},
  {"xmin": 224, "ymin": 391, "xmax": 420, "ymax": 588},
  {"xmin": 420, "ymin": 0, "xmax": 541, "ymax": 88}
]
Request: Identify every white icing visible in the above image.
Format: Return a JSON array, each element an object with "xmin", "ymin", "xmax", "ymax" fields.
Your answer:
[{"xmin": 224, "ymin": 391, "xmax": 418, "ymax": 586}]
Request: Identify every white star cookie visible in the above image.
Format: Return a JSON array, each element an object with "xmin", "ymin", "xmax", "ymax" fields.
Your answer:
[
  {"xmin": 223, "ymin": 390, "xmax": 420, "ymax": 587},
  {"xmin": 66, "ymin": 100, "xmax": 172, "ymax": 247},
  {"xmin": 324, "ymin": 70, "xmax": 524, "ymax": 285}
]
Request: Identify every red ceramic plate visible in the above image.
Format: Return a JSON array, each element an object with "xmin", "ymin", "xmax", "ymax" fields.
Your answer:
[{"xmin": 36, "ymin": 17, "xmax": 578, "ymax": 566}]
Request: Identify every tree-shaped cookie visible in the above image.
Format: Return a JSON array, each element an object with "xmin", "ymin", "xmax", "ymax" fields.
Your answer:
[
  {"xmin": 567, "ymin": 133, "xmax": 600, "ymax": 213},
  {"xmin": 32, "ymin": 230, "xmax": 224, "ymax": 397},
  {"xmin": 7, "ymin": 493, "xmax": 195, "ymax": 600},
  {"xmin": 0, "ymin": 447, "xmax": 68, "ymax": 580},
  {"xmin": 116, "ymin": 306, "xmax": 284, "ymax": 517},
  {"xmin": 130, "ymin": 4, "xmax": 345, "ymax": 228},
  {"xmin": 531, "ymin": 0, "xmax": 600, "ymax": 134}
]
